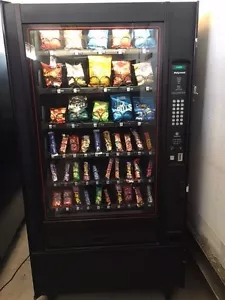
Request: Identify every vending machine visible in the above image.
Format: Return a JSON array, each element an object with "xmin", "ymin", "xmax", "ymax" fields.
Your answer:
[{"xmin": 3, "ymin": 2, "xmax": 198, "ymax": 299}]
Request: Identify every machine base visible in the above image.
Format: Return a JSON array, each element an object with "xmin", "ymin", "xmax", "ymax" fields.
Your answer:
[{"xmin": 31, "ymin": 244, "xmax": 186, "ymax": 298}]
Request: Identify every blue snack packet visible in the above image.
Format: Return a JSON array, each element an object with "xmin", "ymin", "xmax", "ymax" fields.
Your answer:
[
  {"xmin": 133, "ymin": 29, "xmax": 156, "ymax": 49},
  {"xmin": 87, "ymin": 30, "xmax": 108, "ymax": 50},
  {"xmin": 133, "ymin": 96, "xmax": 155, "ymax": 120},
  {"xmin": 110, "ymin": 94, "xmax": 133, "ymax": 121}
]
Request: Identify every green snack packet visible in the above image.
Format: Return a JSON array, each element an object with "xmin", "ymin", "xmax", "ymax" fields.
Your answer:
[
  {"xmin": 67, "ymin": 96, "xmax": 88, "ymax": 122},
  {"xmin": 92, "ymin": 101, "xmax": 109, "ymax": 122},
  {"xmin": 73, "ymin": 162, "xmax": 80, "ymax": 181},
  {"xmin": 95, "ymin": 187, "xmax": 102, "ymax": 205}
]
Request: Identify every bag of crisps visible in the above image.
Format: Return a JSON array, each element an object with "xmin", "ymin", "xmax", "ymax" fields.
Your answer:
[
  {"xmin": 63, "ymin": 30, "xmax": 83, "ymax": 49},
  {"xmin": 133, "ymin": 62, "xmax": 153, "ymax": 86},
  {"xmin": 112, "ymin": 61, "xmax": 132, "ymax": 86},
  {"xmin": 39, "ymin": 30, "xmax": 62, "ymax": 50},
  {"xmin": 88, "ymin": 56, "xmax": 112, "ymax": 87},
  {"xmin": 41, "ymin": 62, "xmax": 62, "ymax": 87},
  {"xmin": 92, "ymin": 101, "xmax": 109, "ymax": 121},
  {"xmin": 112, "ymin": 29, "xmax": 131, "ymax": 49},
  {"xmin": 65, "ymin": 63, "xmax": 87, "ymax": 87}
]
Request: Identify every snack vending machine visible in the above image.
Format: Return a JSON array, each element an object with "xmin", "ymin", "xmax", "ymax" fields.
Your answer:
[{"xmin": 3, "ymin": 2, "xmax": 198, "ymax": 299}]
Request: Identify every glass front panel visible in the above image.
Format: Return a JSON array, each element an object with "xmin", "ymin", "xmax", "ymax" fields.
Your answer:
[{"xmin": 24, "ymin": 24, "xmax": 161, "ymax": 219}]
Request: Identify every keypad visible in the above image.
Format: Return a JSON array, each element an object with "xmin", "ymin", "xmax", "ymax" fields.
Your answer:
[{"xmin": 171, "ymin": 99, "xmax": 184, "ymax": 126}]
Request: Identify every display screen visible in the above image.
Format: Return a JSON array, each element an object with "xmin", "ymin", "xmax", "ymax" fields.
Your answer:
[{"xmin": 24, "ymin": 24, "xmax": 160, "ymax": 219}]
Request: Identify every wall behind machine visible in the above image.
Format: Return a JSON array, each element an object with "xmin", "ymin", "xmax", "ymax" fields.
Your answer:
[{"xmin": 188, "ymin": 0, "xmax": 225, "ymax": 283}]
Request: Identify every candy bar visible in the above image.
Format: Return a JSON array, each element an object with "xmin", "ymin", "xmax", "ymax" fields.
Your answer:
[
  {"xmin": 126, "ymin": 161, "xmax": 133, "ymax": 182},
  {"xmin": 116, "ymin": 185, "xmax": 123, "ymax": 204},
  {"xmin": 103, "ymin": 131, "xmax": 112, "ymax": 151},
  {"xmin": 48, "ymin": 131, "xmax": 58, "ymax": 156},
  {"xmin": 50, "ymin": 107, "xmax": 66, "ymax": 124},
  {"xmin": 92, "ymin": 165, "xmax": 100, "ymax": 180},
  {"xmin": 59, "ymin": 134, "xmax": 69, "ymax": 154},
  {"xmin": 83, "ymin": 161, "xmax": 90, "ymax": 181},
  {"xmin": 114, "ymin": 133, "xmax": 123, "ymax": 152},
  {"xmin": 63, "ymin": 190, "xmax": 73, "ymax": 207},
  {"xmin": 70, "ymin": 135, "xmax": 79, "ymax": 153},
  {"xmin": 131, "ymin": 130, "xmax": 144, "ymax": 150},
  {"xmin": 84, "ymin": 189, "xmax": 91, "ymax": 206},
  {"xmin": 146, "ymin": 160, "xmax": 153, "ymax": 178},
  {"xmin": 95, "ymin": 187, "xmax": 102, "ymax": 205},
  {"xmin": 63, "ymin": 163, "xmax": 70, "ymax": 182},
  {"xmin": 73, "ymin": 162, "xmax": 80, "ymax": 181},
  {"xmin": 144, "ymin": 132, "xmax": 152, "ymax": 150},
  {"xmin": 133, "ymin": 158, "xmax": 141, "ymax": 179},
  {"xmin": 115, "ymin": 158, "xmax": 120, "ymax": 179},
  {"xmin": 73, "ymin": 186, "xmax": 81, "ymax": 204},
  {"xmin": 134, "ymin": 187, "xmax": 144, "ymax": 207},
  {"xmin": 93, "ymin": 129, "xmax": 101, "ymax": 152},
  {"xmin": 104, "ymin": 189, "xmax": 111, "ymax": 205},
  {"xmin": 81, "ymin": 135, "xmax": 90, "ymax": 153},
  {"xmin": 123, "ymin": 185, "xmax": 132, "ymax": 202},
  {"xmin": 105, "ymin": 158, "xmax": 114, "ymax": 179},
  {"xmin": 50, "ymin": 163, "xmax": 58, "ymax": 182},
  {"xmin": 147, "ymin": 185, "xmax": 154, "ymax": 205},
  {"xmin": 52, "ymin": 191, "xmax": 62, "ymax": 208},
  {"xmin": 124, "ymin": 133, "xmax": 132, "ymax": 152}
]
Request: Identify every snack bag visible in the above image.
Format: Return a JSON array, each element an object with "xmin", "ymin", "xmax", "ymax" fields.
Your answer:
[
  {"xmin": 70, "ymin": 135, "xmax": 79, "ymax": 153},
  {"xmin": 63, "ymin": 190, "xmax": 73, "ymax": 207},
  {"xmin": 133, "ymin": 96, "xmax": 155, "ymax": 121},
  {"xmin": 81, "ymin": 135, "xmax": 91, "ymax": 153},
  {"xmin": 133, "ymin": 62, "xmax": 153, "ymax": 86},
  {"xmin": 84, "ymin": 189, "xmax": 91, "ymax": 206},
  {"xmin": 59, "ymin": 134, "xmax": 69, "ymax": 154},
  {"xmin": 65, "ymin": 63, "xmax": 87, "ymax": 87},
  {"xmin": 40, "ymin": 30, "xmax": 61, "ymax": 50},
  {"xmin": 112, "ymin": 29, "xmax": 131, "ymax": 49},
  {"xmin": 67, "ymin": 96, "xmax": 88, "ymax": 121},
  {"xmin": 50, "ymin": 108, "xmax": 66, "ymax": 124},
  {"xmin": 110, "ymin": 94, "xmax": 132, "ymax": 121},
  {"xmin": 63, "ymin": 163, "xmax": 70, "ymax": 182},
  {"xmin": 133, "ymin": 29, "xmax": 156, "ymax": 49},
  {"xmin": 112, "ymin": 61, "xmax": 132, "ymax": 86},
  {"xmin": 52, "ymin": 191, "xmax": 62, "ymax": 208},
  {"xmin": 92, "ymin": 101, "xmax": 109, "ymax": 121},
  {"xmin": 88, "ymin": 30, "xmax": 109, "ymax": 49},
  {"xmin": 50, "ymin": 163, "xmax": 58, "ymax": 182},
  {"xmin": 64, "ymin": 30, "xmax": 83, "ymax": 49},
  {"xmin": 123, "ymin": 185, "xmax": 132, "ymax": 202},
  {"xmin": 73, "ymin": 186, "xmax": 81, "ymax": 205},
  {"xmin": 88, "ymin": 56, "xmax": 112, "ymax": 87},
  {"xmin": 41, "ymin": 62, "xmax": 62, "ymax": 87},
  {"xmin": 95, "ymin": 187, "xmax": 102, "ymax": 205}
]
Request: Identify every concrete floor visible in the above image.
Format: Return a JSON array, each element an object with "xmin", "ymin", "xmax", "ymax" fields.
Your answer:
[{"xmin": 0, "ymin": 226, "xmax": 216, "ymax": 300}]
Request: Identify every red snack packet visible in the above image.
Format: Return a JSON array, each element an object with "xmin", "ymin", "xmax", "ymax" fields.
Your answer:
[
  {"xmin": 50, "ymin": 107, "xmax": 66, "ymax": 124},
  {"xmin": 123, "ymin": 185, "xmax": 132, "ymax": 202},
  {"xmin": 124, "ymin": 133, "xmax": 132, "ymax": 152},
  {"xmin": 104, "ymin": 189, "xmax": 111, "ymax": 205},
  {"xmin": 133, "ymin": 158, "xmax": 141, "ymax": 179},
  {"xmin": 114, "ymin": 133, "xmax": 123, "ymax": 152},
  {"xmin": 112, "ymin": 61, "xmax": 132, "ymax": 86},
  {"xmin": 146, "ymin": 160, "xmax": 153, "ymax": 178},
  {"xmin": 105, "ymin": 158, "xmax": 114, "ymax": 179},
  {"xmin": 70, "ymin": 135, "xmax": 79, "ymax": 153},
  {"xmin": 41, "ymin": 62, "xmax": 62, "ymax": 87},
  {"xmin": 40, "ymin": 30, "xmax": 61, "ymax": 50},
  {"xmin": 112, "ymin": 29, "xmax": 131, "ymax": 49},
  {"xmin": 52, "ymin": 191, "xmax": 62, "ymax": 208},
  {"xmin": 115, "ymin": 158, "xmax": 120, "ymax": 179},
  {"xmin": 144, "ymin": 132, "xmax": 152, "ymax": 150},
  {"xmin": 134, "ymin": 187, "xmax": 144, "ymax": 207},
  {"xmin": 63, "ymin": 190, "xmax": 73, "ymax": 207},
  {"xmin": 59, "ymin": 134, "xmax": 69, "ymax": 154}
]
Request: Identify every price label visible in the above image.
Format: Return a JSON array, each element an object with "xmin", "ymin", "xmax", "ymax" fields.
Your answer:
[
  {"xmin": 149, "ymin": 151, "xmax": 152, "ymax": 155},
  {"xmin": 71, "ymin": 124, "xmax": 75, "ymax": 128},
  {"xmin": 73, "ymin": 88, "xmax": 78, "ymax": 93},
  {"xmin": 128, "ymin": 204, "xmax": 131, "ymax": 208},
  {"xmin": 142, "ymin": 48, "xmax": 147, "ymax": 54},
  {"xmin": 53, "ymin": 183, "xmax": 57, "ymax": 187},
  {"xmin": 49, "ymin": 124, "xmax": 52, "ymax": 129},
  {"xmin": 85, "ymin": 181, "xmax": 89, "ymax": 185},
  {"xmin": 127, "ymin": 152, "xmax": 131, "ymax": 156},
  {"xmin": 95, "ymin": 153, "xmax": 99, "ymax": 157},
  {"xmin": 138, "ymin": 151, "xmax": 141, "ymax": 156},
  {"xmin": 137, "ymin": 122, "xmax": 141, "ymax": 126},
  {"xmin": 73, "ymin": 154, "xmax": 77, "ymax": 158},
  {"xmin": 116, "ymin": 152, "xmax": 120, "ymax": 156},
  {"xmin": 107, "ymin": 205, "xmax": 110, "ymax": 209},
  {"xmin": 62, "ymin": 154, "xmax": 66, "ymax": 158},
  {"xmin": 76, "ymin": 206, "xmax": 79, "ymax": 211},
  {"xmin": 148, "ymin": 179, "xmax": 152, "ymax": 183},
  {"xmin": 126, "ymin": 87, "xmax": 131, "ymax": 92},
  {"xmin": 145, "ymin": 86, "xmax": 150, "ymax": 91},
  {"xmin": 117, "ymin": 205, "xmax": 121, "ymax": 209},
  {"xmin": 103, "ymin": 87, "xmax": 108, "ymax": 92},
  {"xmin": 74, "ymin": 50, "xmax": 79, "ymax": 55},
  {"xmin": 117, "ymin": 180, "xmax": 120, "ymax": 184},
  {"xmin": 84, "ymin": 153, "xmax": 88, "ymax": 157},
  {"xmin": 119, "ymin": 122, "xmax": 123, "ymax": 127},
  {"xmin": 106, "ymin": 153, "xmax": 109, "ymax": 157},
  {"xmin": 57, "ymin": 89, "xmax": 61, "ymax": 94},
  {"xmin": 97, "ymin": 205, "xmax": 100, "ymax": 210},
  {"xmin": 93, "ymin": 123, "xmax": 97, "ymax": 128},
  {"xmin": 74, "ymin": 182, "xmax": 78, "ymax": 186},
  {"xmin": 137, "ymin": 179, "xmax": 141, "ymax": 183},
  {"xmin": 87, "ymin": 206, "xmax": 90, "ymax": 210},
  {"xmin": 106, "ymin": 180, "xmax": 110, "ymax": 185},
  {"xmin": 66, "ymin": 207, "xmax": 69, "ymax": 211},
  {"xmin": 96, "ymin": 181, "xmax": 99, "ymax": 185}
]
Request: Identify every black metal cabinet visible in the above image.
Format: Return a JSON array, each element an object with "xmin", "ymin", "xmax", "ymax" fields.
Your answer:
[{"xmin": 3, "ymin": 2, "xmax": 198, "ymax": 299}]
